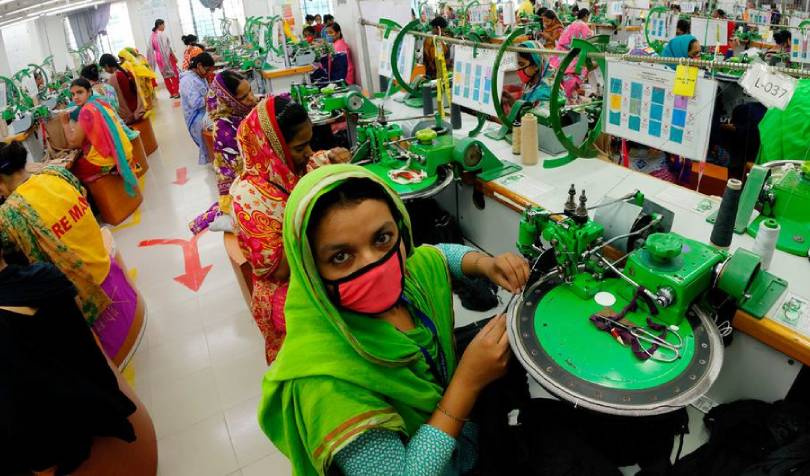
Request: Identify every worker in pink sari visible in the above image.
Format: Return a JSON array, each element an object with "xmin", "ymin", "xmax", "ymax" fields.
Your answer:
[
  {"xmin": 549, "ymin": 9, "xmax": 593, "ymax": 99},
  {"xmin": 326, "ymin": 22, "xmax": 355, "ymax": 85},
  {"xmin": 147, "ymin": 19, "xmax": 180, "ymax": 99}
]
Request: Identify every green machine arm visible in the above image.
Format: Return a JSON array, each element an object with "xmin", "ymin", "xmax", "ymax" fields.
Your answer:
[
  {"xmin": 644, "ymin": 6, "xmax": 672, "ymax": 55},
  {"xmin": 389, "ymin": 19, "xmax": 424, "ymax": 98},
  {"xmin": 489, "ymin": 26, "xmax": 530, "ymax": 138},
  {"xmin": 547, "ymin": 35, "xmax": 609, "ymax": 167}
]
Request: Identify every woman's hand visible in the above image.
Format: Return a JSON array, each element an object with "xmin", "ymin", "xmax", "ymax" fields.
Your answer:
[
  {"xmin": 475, "ymin": 252, "xmax": 529, "ymax": 294},
  {"xmin": 454, "ymin": 314, "xmax": 511, "ymax": 393},
  {"xmin": 327, "ymin": 147, "xmax": 351, "ymax": 164}
]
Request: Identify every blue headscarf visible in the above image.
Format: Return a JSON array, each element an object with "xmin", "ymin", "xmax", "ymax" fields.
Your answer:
[
  {"xmin": 518, "ymin": 40, "xmax": 552, "ymax": 103},
  {"xmin": 661, "ymin": 34, "xmax": 698, "ymax": 69}
]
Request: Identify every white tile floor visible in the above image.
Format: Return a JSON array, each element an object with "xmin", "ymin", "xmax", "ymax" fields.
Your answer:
[{"xmin": 113, "ymin": 91, "xmax": 289, "ymax": 476}]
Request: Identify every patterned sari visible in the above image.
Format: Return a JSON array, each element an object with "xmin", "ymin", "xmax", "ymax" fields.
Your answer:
[
  {"xmin": 189, "ymin": 72, "xmax": 252, "ymax": 234},
  {"xmin": 230, "ymin": 96, "xmax": 329, "ymax": 363}
]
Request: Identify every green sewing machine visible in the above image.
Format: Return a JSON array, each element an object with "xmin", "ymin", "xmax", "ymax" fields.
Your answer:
[
  {"xmin": 351, "ymin": 112, "xmax": 520, "ymax": 200},
  {"xmin": 708, "ymin": 161, "xmax": 810, "ymax": 259},
  {"xmin": 509, "ymin": 186, "xmax": 788, "ymax": 415},
  {"xmin": 291, "ymin": 82, "xmax": 382, "ymax": 125}
]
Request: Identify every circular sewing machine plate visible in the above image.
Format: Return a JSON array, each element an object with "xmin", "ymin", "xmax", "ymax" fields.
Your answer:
[
  {"xmin": 362, "ymin": 163, "xmax": 454, "ymax": 202},
  {"xmin": 507, "ymin": 274, "xmax": 724, "ymax": 416}
]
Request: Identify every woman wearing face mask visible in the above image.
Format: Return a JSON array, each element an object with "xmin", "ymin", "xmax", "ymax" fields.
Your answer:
[
  {"xmin": 99, "ymin": 54, "xmax": 144, "ymax": 125},
  {"xmin": 60, "ymin": 79, "xmax": 139, "ymax": 194},
  {"xmin": 80, "ymin": 64, "xmax": 119, "ymax": 113},
  {"xmin": 661, "ymin": 34, "xmax": 701, "ymax": 69},
  {"xmin": 180, "ymin": 53, "xmax": 216, "ymax": 165},
  {"xmin": 258, "ymin": 165, "xmax": 530, "ymax": 475},
  {"xmin": 501, "ymin": 41, "xmax": 553, "ymax": 114},
  {"xmin": 189, "ymin": 70, "xmax": 257, "ymax": 234},
  {"xmin": 538, "ymin": 10, "xmax": 563, "ymax": 49},
  {"xmin": 326, "ymin": 22, "xmax": 355, "ymax": 85},
  {"xmin": 0, "ymin": 142, "xmax": 140, "ymax": 366},
  {"xmin": 147, "ymin": 19, "xmax": 181, "ymax": 99},
  {"xmin": 230, "ymin": 95, "xmax": 356, "ymax": 363}
]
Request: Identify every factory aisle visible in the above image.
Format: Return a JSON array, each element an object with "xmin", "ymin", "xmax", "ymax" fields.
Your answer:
[{"xmin": 113, "ymin": 90, "xmax": 290, "ymax": 476}]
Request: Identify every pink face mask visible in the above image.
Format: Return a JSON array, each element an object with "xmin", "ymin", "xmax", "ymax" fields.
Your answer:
[
  {"xmin": 323, "ymin": 236, "xmax": 404, "ymax": 315},
  {"xmin": 517, "ymin": 67, "xmax": 532, "ymax": 84}
]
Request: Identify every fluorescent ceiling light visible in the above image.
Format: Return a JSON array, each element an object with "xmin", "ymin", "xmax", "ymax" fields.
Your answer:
[
  {"xmin": 42, "ymin": 0, "xmax": 103, "ymax": 16},
  {"xmin": 0, "ymin": 15, "xmax": 36, "ymax": 28},
  {"xmin": 6, "ymin": 0, "xmax": 64, "ymax": 16},
  {"xmin": 0, "ymin": 0, "xmax": 16, "ymax": 5}
]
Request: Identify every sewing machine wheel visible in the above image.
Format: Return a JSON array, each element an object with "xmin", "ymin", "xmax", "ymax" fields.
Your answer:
[
  {"xmin": 346, "ymin": 92, "xmax": 365, "ymax": 113},
  {"xmin": 507, "ymin": 273, "xmax": 724, "ymax": 416},
  {"xmin": 462, "ymin": 143, "xmax": 483, "ymax": 169}
]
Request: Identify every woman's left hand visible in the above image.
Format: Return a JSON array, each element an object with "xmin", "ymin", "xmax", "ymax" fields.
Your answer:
[
  {"xmin": 327, "ymin": 147, "xmax": 352, "ymax": 164},
  {"xmin": 476, "ymin": 253, "xmax": 530, "ymax": 294}
]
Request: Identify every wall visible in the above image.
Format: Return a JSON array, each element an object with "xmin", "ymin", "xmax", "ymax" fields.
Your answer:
[
  {"xmin": 243, "ymin": 0, "xmax": 303, "ymax": 33},
  {"xmin": 126, "ymin": 0, "xmax": 185, "ymax": 58},
  {"xmin": 2, "ymin": 19, "xmax": 46, "ymax": 76},
  {"xmin": 39, "ymin": 15, "xmax": 74, "ymax": 73}
]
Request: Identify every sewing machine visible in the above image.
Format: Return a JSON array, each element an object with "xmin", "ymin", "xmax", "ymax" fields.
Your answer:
[
  {"xmin": 351, "ymin": 112, "xmax": 520, "ymax": 200},
  {"xmin": 509, "ymin": 186, "xmax": 788, "ymax": 415},
  {"xmin": 291, "ymin": 82, "xmax": 382, "ymax": 125},
  {"xmin": 708, "ymin": 161, "xmax": 810, "ymax": 259}
]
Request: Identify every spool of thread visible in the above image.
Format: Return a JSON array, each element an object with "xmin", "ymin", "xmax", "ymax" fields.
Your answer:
[
  {"xmin": 451, "ymin": 104, "xmax": 462, "ymax": 129},
  {"xmin": 752, "ymin": 219, "xmax": 780, "ymax": 270},
  {"xmin": 710, "ymin": 178, "xmax": 743, "ymax": 248},
  {"xmin": 511, "ymin": 121, "xmax": 521, "ymax": 155},
  {"xmin": 421, "ymin": 85, "xmax": 434, "ymax": 115},
  {"xmin": 520, "ymin": 113, "xmax": 539, "ymax": 166}
]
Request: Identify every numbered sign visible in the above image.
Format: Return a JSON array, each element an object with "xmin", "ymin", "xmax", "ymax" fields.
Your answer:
[{"xmin": 740, "ymin": 63, "xmax": 797, "ymax": 110}]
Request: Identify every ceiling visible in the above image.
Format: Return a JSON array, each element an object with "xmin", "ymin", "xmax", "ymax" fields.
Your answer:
[{"xmin": 0, "ymin": 0, "xmax": 109, "ymax": 25}]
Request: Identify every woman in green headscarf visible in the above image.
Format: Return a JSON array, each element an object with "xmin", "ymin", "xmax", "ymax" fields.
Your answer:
[{"xmin": 259, "ymin": 164, "xmax": 530, "ymax": 475}]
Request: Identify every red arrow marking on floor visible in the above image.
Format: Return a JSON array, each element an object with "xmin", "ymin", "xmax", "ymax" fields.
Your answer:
[
  {"xmin": 173, "ymin": 167, "xmax": 189, "ymax": 185},
  {"xmin": 138, "ymin": 231, "xmax": 212, "ymax": 292}
]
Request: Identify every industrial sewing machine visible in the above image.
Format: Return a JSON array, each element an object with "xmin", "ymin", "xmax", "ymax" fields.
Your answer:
[
  {"xmin": 708, "ymin": 161, "xmax": 810, "ymax": 259},
  {"xmin": 509, "ymin": 186, "xmax": 788, "ymax": 415},
  {"xmin": 291, "ymin": 81, "xmax": 382, "ymax": 126},
  {"xmin": 350, "ymin": 111, "xmax": 520, "ymax": 200}
]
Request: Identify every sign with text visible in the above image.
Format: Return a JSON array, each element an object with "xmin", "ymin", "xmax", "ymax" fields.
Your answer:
[{"xmin": 740, "ymin": 63, "xmax": 797, "ymax": 110}]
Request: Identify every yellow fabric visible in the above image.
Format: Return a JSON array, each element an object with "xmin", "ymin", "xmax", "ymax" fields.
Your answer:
[
  {"xmin": 16, "ymin": 175, "xmax": 110, "ymax": 284},
  {"xmin": 517, "ymin": 0, "xmax": 534, "ymax": 16},
  {"xmin": 84, "ymin": 105, "xmax": 134, "ymax": 168},
  {"xmin": 119, "ymin": 49, "xmax": 156, "ymax": 110}
]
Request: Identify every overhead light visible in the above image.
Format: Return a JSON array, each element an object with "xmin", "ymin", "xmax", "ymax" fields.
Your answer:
[
  {"xmin": 0, "ymin": 0, "xmax": 16, "ymax": 5},
  {"xmin": 6, "ymin": 0, "xmax": 65, "ymax": 17},
  {"xmin": 0, "ymin": 15, "xmax": 36, "ymax": 28},
  {"xmin": 42, "ymin": 0, "xmax": 104, "ymax": 16}
]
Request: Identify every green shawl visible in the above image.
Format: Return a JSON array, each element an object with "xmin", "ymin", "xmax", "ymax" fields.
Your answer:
[
  {"xmin": 757, "ymin": 79, "xmax": 810, "ymax": 164},
  {"xmin": 258, "ymin": 164, "xmax": 457, "ymax": 475}
]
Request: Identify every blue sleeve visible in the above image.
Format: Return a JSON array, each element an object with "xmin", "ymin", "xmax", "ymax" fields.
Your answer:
[
  {"xmin": 435, "ymin": 243, "xmax": 477, "ymax": 279},
  {"xmin": 334, "ymin": 426, "xmax": 456, "ymax": 476}
]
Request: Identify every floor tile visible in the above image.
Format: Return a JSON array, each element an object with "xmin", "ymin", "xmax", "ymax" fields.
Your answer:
[
  {"xmin": 213, "ymin": 350, "xmax": 268, "ymax": 409},
  {"xmin": 149, "ymin": 367, "xmax": 222, "ymax": 439},
  {"xmin": 139, "ymin": 329, "xmax": 211, "ymax": 384},
  {"xmin": 241, "ymin": 452, "xmax": 291, "ymax": 476},
  {"xmin": 156, "ymin": 414, "xmax": 239, "ymax": 476},
  {"xmin": 204, "ymin": 309, "xmax": 265, "ymax": 364},
  {"xmin": 224, "ymin": 395, "xmax": 279, "ymax": 467}
]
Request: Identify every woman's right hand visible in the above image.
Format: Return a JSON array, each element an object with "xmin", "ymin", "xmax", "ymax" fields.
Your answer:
[{"xmin": 454, "ymin": 314, "xmax": 511, "ymax": 394}]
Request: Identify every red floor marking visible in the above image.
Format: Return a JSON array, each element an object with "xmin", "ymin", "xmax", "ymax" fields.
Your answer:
[
  {"xmin": 173, "ymin": 167, "xmax": 189, "ymax": 185},
  {"xmin": 138, "ymin": 231, "xmax": 212, "ymax": 292}
]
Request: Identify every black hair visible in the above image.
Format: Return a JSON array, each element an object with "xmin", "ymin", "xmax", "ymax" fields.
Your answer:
[
  {"xmin": 189, "ymin": 52, "xmax": 215, "ymax": 69},
  {"xmin": 671, "ymin": 4, "xmax": 681, "ymax": 11},
  {"xmin": 303, "ymin": 26, "xmax": 316, "ymax": 36},
  {"xmin": 542, "ymin": 9, "xmax": 558, "ymax": 20},
  {"xmin": 774, "ymin": 29, "xmax": 791, "ymax": 45},
  {"xmin": 99, "ymin": 53, "xmax": 136, "ymax": 96},
  {"xmin": 688, "ymin": 38, "xmax": 699, "ymax": 53},
  {"xmin": 677, "ymin": 19, "xmax": 691, "ymax": 33},
  {"xmin": 0, "ymin": 141, "xmax": 28, "ymax": 176},
  {"xmin": 182, "ymin": 34, "xmax": 198, "ymax": 45},
  {"xmin": 152, "ymin": 19, "xmax": 165, "ymax": 32},
  {"xmin": 305, "ymin": 14, "xmax": 314, "ymax": 22},
  {"xmin": 221, "ymin": 69, "xmax": 245, "ymax": 95},
  {"xmin": 329, "ymin": 22, "xmax": 342, "ymax": 36},
  {"xmin": 715, "ymin": 9, "xmax": 726, "ymax": 18},
  {"xmin": 576, "ymin": 8, "xmax": 589, "ymax": 20},
  {"xmin": 572, "ymin": 5, "xmax": 579, "ymax": 13},
  {"xmin": 430, "ymin": 16, "xmax": 448, "ymax": 29},
  {"xmin": 324, "ymin": 14, "xmax": 334, "ymax": 23},
  {"xmin": 315, "ymin": 14, "xmax": 322, "ymax": 19},
  {"xmin": 80, "ymin": 63, "xmax": 100, "ymax": 82},
  {"xmin": 306, "ymin": 177, "xmax": 406, "ymax": 250},
  {"xmin": 537, "ymin": 7, "xmax": 548, "ymax": 16},
  {"xmin": 273, "ymin": 95, "xmax": 310, "ymax": 143},
  {"xmin": 70, "ymin": 77, "xmax": 92, "ymax": 91}
]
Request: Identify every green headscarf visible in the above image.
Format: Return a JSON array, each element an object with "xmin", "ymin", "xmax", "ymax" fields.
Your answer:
[
  {"xmin": 757, "ymin": 79, "xmax": 810, "ymax": 163},
  {"xmin": 258, "ymin": 164, "xmax": 458, "ymax": 475}
]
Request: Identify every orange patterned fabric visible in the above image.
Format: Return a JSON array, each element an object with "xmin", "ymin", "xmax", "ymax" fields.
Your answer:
[{"xmin": 230, "ymin": 96, "xmax": 329, "ymax": 363}]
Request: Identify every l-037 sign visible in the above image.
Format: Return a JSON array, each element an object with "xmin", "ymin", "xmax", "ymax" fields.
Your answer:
[{"xmin": 740, "ymin": 63, "xmax": 797, "ymax": 110}]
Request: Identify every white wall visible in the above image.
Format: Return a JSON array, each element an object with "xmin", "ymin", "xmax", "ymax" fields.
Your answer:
[
  {"xmin": 2, "ymin": 19, "xmax": 46, "ymax": 76},
  {"xmin": 0, "ymin": 29, "xmax": 11, "ymax": 76},
  {"xmin": 126, "ymin": 0, "xmax": 185, "ymax": 58},
  {"xmin": 39, "ymin": 16, "xmax": 74, "ymax": 72},
  {"xmin": 243, "ymin": 0, "xmax": 303, "ymax": 34}
]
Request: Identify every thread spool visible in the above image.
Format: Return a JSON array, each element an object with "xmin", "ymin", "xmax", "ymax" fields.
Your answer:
[
  {"xmin": 710, "ymin": 178, "xmax": 743, "ymax": 248},
  {"xmin": 520, "ymin": 113, "xmax": 539, "ymax": 165},
  {"xmin": 752, "ymin": 219, "xmax": 780, "ymax": 270},
  {"xmin": 421, "ymin": 85, "xmax": 434, "ymax": 115},
  {"xmin": 451, "ymin": 104, "xmax": 462, "ymax": 129},
  {"xmin": 511, "ymin": 121, "xmax": 521, "ymax": 155}
]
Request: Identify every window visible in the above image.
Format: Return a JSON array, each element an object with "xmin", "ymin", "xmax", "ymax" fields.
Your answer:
[
  {"xmin": 178, "ymin": 0, "xmax": 245, "ymax": 39},
  {"xmin": 101, "ymin": 2, "xmax": 136, "ymax": 54},
  {"xmin": 302, "ymin": 0, "xmax": 333, "ymax": 17}
]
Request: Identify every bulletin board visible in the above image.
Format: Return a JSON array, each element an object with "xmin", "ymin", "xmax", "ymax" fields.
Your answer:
[
  {"xmin": 648, "ymin": 12, "xmax": 679, "ymax": 43},
  {"xmin": 378, "ymin": 32, "xmax": 415, "ymax": 81},
  {"xmin": 791, "ymin": 29, "xmax": 810, "ymax": 64},
  {"xmin": 607, "ymin": 1, "xmax": 624, "ymax": 18},
  {"xmin": 603, "ymin": 59, "xmax": 718, "ymax": 161},
  {"xmin": 691, "ymin": 17, "xmax": 728, "ymax": 47},
  {"xmin": 747, "ymin": 8, "xmax": 772, "ymax": 25},
  {"xmin": 452, "ymin": 45, "xmax": 517, "ymax": 117},
  {"xmin": 467, "ymin": 5, "xmax": 491, "ymax": 24}
]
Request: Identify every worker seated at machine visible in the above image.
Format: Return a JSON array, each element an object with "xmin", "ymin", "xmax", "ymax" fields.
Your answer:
[{"xmin": 500, "ymin": 40, "xmax": 553, "ymax": 115}]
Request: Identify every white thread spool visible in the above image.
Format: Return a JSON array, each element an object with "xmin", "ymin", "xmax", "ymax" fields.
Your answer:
[
  {"xmin": 752, "ymin": 219, "xmax": 780, "ymax": 270},
  {"xmin": 520, "ymin": 113, "xmax": 539, "ymax": 166},
  {"xmin": 511, "ymin": 121, "xmax": 521, "ymax": 155}
]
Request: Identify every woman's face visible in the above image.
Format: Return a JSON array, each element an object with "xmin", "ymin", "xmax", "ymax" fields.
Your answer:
[
  {"xmin": 158, "ymin": 23, "xmax": 165, "ymax": 31},
  {"xmin": 518, "ymin": 57, "xmax": 538, "ymax": 78},
  {"xmin": 312, "ymin": 198, "xmax": 403, "ymax": 282},
  {"xmin": 286, "ymin": 120, "xmax": 314, "ymax": 172},
  {"xmin": 195, "ymin": 63, "xmax": 214, "ymax": 78},
  {"xmin": 71, "ymin": 85, "xmax": 91, "ymax": 106},
  {"xmin": 235, "ymin": 79, "xmax": 257, "ymax": 107},
  {"xmin": 542, "ymin": 16, "xmax": 552, "ymax": 28},
  {"xmin": 688, "ymin": 41, "xmax": 701, "ymax": 58},
  {"xmin": 326, "ymin": 27, "xmax": 338, "ymax": 42},
  {"xmin": 102, "ymin": 65, "xmax": 116, "ymax": 74}
]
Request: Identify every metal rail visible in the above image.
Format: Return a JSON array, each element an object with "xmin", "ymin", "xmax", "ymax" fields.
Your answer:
[{"xmin": 361, "ymin": 18, "xmax": 810, "ymax": 78}]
